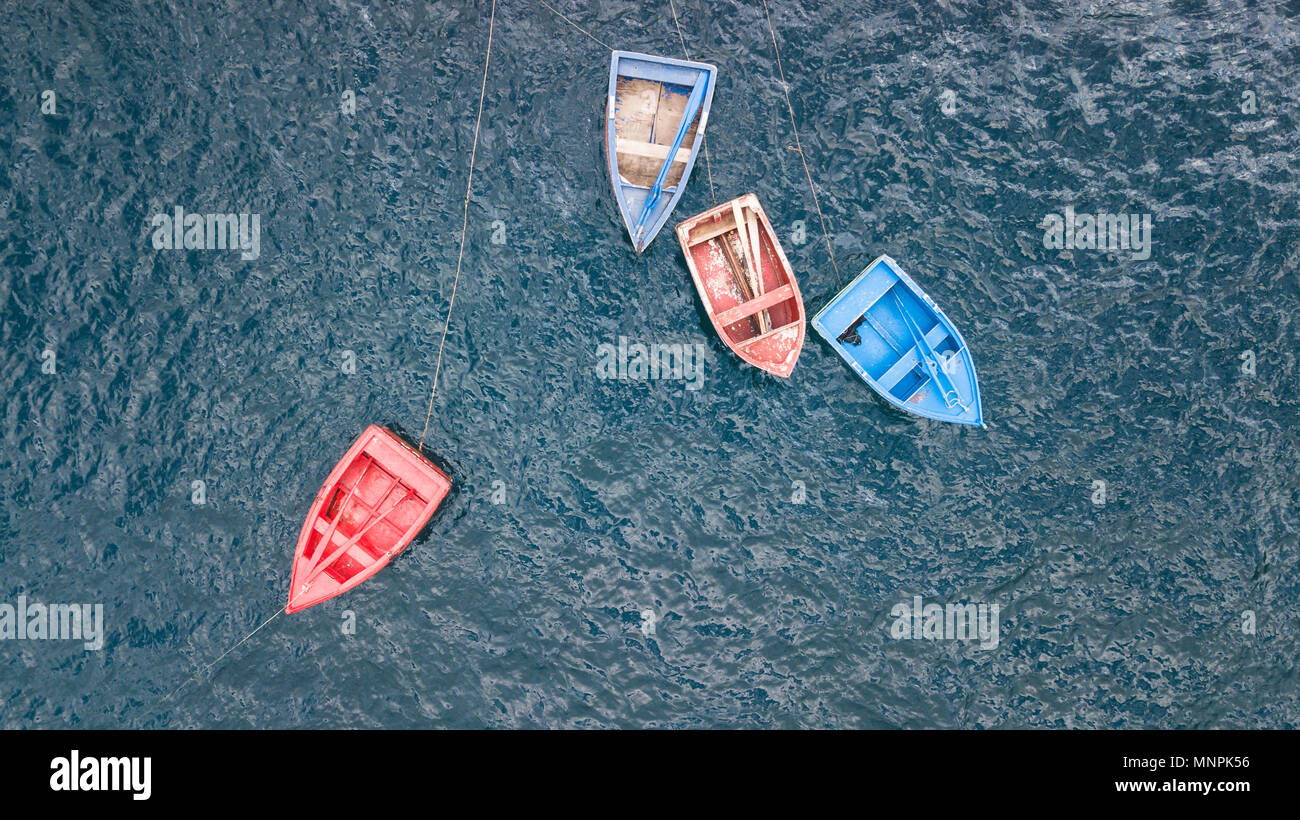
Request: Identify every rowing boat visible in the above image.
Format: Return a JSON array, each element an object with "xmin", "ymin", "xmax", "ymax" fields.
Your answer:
[
  {"xmin": 287, "ymin": 425, "xmax": 451, "ymax": 613},
  {"xmin": 811, "ymin": 255, "xmax": 983, "ymax": 426},
  {"xmin": 675, "ymin": 194, "xmax": 805, "ymax": 377},
  {"xmin": 607, "ymin": 51, "xmax": 716, "ymax": 253}
]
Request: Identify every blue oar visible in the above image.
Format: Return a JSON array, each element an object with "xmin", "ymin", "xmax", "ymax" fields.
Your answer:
[
  {"xmin": 631, "ymin": 75, "xmax": 708, "ymax": 249},
  {"xmin": 892, "ymin": 290, "xmax": 962, "ymax": 408}
]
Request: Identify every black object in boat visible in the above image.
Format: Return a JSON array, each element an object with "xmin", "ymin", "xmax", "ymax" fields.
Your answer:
[{"xmin": 837, "ymin": 316, "xmax": 866, "ymax": 346}]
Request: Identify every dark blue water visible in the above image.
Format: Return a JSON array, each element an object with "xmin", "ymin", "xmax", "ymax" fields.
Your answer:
[{"xmin": 2, "ymin": 0, "xmax": 1297, "ymax": 728}]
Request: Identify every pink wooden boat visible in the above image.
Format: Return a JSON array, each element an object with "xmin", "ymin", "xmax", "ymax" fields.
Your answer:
[
  {"xmin": 287, "ymin": 426, "xmax": 450, "ymax": 613},
  {"xmin": 675, "ymin": 194, "xmax": 805, "ymax": 377}
]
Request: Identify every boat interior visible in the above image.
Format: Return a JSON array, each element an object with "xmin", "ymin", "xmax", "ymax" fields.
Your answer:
[
  {"xmin": 613, "ymin": 76, "xmax": 701, "ymax": 189},
  {"xmin": 681, "ymin": 201, "xmax": 802, "ymax": 351},
  {"xmin": 301, "ymin": 454, "xmax": 428, "ymax": 584},
  {"xmin": 836, "ymin": 282, "xmax": 965, "ymax": 404}
]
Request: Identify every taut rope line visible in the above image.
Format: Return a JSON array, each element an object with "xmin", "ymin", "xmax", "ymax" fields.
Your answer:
[
  {"xmin": 759, "ymin": 0, "xmax": 840, "ymax": 285},
  {"xmin": 139, "ymin": 0, "xmax": 499, "ymax": 725},
  {"xmin": 667, "ymin": 0, "xmax": 717, "ymax": 205},
  {"xmin": 138, "ymin": 607, "xmax": 284, "ymax": 723},
  {"xmin": 419, "ymin": 0, "xmax": 498, "ymax": 454},
  {"xmin": 537, "ymin": 0, "xmax": 614, "ymax": 50}
]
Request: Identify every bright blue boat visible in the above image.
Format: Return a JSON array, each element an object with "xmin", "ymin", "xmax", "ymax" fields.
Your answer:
[
  {"xmin": 811, "ymin": 255, "xmax": 983, "ymax": 426},
  {"xmin": 606, "ymin": 51, "xmax": 715, "ymax": 253}
]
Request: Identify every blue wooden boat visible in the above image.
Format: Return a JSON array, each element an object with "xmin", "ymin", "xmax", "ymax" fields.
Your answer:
[
  {"xmin": 811, "ymin": 255, "xmax": 983, "ymax": 426},
  {"xmin": 606, "ymin": 51, "xmax": 716, "ymax": 253}
]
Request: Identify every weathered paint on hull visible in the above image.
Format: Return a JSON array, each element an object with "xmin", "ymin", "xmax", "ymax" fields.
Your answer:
[{"xmin": 676, "ymin": 194, "xmax": 805, "ymax": 377}]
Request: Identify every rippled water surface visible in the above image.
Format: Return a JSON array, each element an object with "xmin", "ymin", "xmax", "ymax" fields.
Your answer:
[{"xmin": 2, "ymin": 0, "xmax": 1298, "ymax": 728}]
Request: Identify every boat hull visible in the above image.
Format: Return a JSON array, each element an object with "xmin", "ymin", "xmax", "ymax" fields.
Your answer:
[
  {"xmin": 675, "ymin": 194, "xmax": 805, "ymax": 377},
  {"xmin": 606, "ymin": 51, "xmax": 716, "ymax": 253},
  {"xmin": 287, "ymin": 426, "xmax": 451, "ymax": 613},
  {"xmin": 811, "ymin": 255, "xmax": 983, "ymax": 425}
]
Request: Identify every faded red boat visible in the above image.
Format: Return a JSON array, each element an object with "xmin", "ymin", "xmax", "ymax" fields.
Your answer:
[
  {"xmin": 287, "ymin": 425, "xmax": 451, "ymax": 614},
  {"xmin": 675, "ymin": 194, "xmax": 805, "ymax": 377}
]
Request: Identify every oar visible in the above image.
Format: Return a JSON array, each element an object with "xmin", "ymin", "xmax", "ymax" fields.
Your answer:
[
  {"xmin": 860, "ymin": 312, "xmax": 904, "ymax": 355},
  {"xmin": 743, "ymin": 204, "xmax": 772, "ymax": 333},
  {"xmin": 305, "ymin": 483, "xmax": 412, "ymax": 586},
  {"xmin": 730, "ymin": 201, "xmax": 769, "ymax": 334},
  {"xmin": 744, "ymin": 208, "xmax": 764, "ymax": 291},
  {"xmin": 308, "ymin": 460, "xmax": 375, "ymax": 566},
  {"xmin": 840, "ymin": 302, "xmax": 924, "ymax": 379},
  {"xmin": 631, "ymin": 75, "xmax": 708, "ymax": 248},
  {"xmin": 891, "ymin": 290, "xmax": 961, "ymax": 407},
  {"xmin": 712, "ymin": 235, "xmax": 762, "ymax": 335},
  {"xmin": 747, "ymin": 213, "xmax": 771, "ymax": 333}
]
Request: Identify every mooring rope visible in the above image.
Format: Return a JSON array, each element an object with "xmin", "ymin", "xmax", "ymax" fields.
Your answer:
[
  {"xmin": 138, "ymin": 0, "xmax": 500, "ymax": 726},
  {"xmin": 419, "ymin": 0, "xmax": 498, "ymax": 455},
  {"xmin": 138, "ymin": 606, "xmax": 284, "ymax": 723},
  {"xmin": 759, "ymin": 0, "xmax": 840, "ymax": 285},
  {"xmin": 667, "ymin": 0, "xmax": 717, "ymax": 205},
  {"xmin": 537, "ymin": 0, "xmax": 613, "ymax": 50}
]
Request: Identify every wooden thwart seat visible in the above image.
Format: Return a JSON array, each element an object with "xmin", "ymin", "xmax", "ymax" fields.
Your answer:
[
  {"xmin": 851, "ymin": 270, "xmax": 898, "ymax": 312},
  {"xmin": 305, "ymin": 472, "xmax": 411, "ymax": 584},
  {"xmin": 615, "ymin": 137, "xmax": 691, "ymax": 165},
  {"xmin": 875, "ymin": 324, "xmax": 951, "ymax": 392},
  {"xmin": 687, "ymin": 217, "xmax": 740, "ymax": 246},
  {"xmin": 737, "ymin": 320, "xmax": 801, "ymax": 350},
  {"xmin": 715, "ymin": 285, "xmax": 795, "ymax": 328},
  {"xmin": 312, "ymin": 515, "xmax": 387, "ymax": 560}
]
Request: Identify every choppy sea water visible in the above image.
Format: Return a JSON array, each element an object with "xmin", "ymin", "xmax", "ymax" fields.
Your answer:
[{"xmin": 1, "ymin": 0, "xmax": 1298, "ymax": 728}]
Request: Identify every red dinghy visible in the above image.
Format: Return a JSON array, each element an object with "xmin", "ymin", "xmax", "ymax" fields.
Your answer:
[
  {"xmin": 287, "ymin": 425, "xmax": 451, "ymax": 614},
  {"xmin": 675, "ymin": 194, "xmax": 805, "ymax": 377}
]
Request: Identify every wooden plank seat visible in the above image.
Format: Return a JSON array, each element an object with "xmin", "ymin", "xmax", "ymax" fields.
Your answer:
[
  {"xmin": 615, "ymin": 137, "xmax": 692, "ymax": 165},
  {"xmin": 875, "ymin": 324, "xmax": 951, "ymax": 392},
  {"xmin": 714, "ymin": 285, "xmax": 796, "ymax": 328},
  {"xmin": 737, "ymin": 320, "xmax": 803, "ymax": 350}
]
